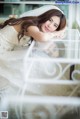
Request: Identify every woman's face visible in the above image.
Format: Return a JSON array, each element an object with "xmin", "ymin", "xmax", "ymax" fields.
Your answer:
[{"xmin": 41, "ymin": 16, "xmax": 60, "ymax": 33}]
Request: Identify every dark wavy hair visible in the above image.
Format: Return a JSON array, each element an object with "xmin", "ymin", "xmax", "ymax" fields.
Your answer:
[{"xmin": 0, "ymin": 9, "xmax": 66, "ymax": 41}]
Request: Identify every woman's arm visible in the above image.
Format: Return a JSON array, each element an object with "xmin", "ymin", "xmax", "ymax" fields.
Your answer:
[
  {"xmin": 26, "ymin": 26, "xmax": 55, "ymax": 42},
  {"xmin": 53, "ymin": 27, "xmax": 66, "ymax": 39}
]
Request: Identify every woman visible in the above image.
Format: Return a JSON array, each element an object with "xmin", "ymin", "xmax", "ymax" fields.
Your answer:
[
  {"xmin": 0, "ymin": 8, "xmax": 66, "ymax": 51},
  {"xmin": 0, "ymin": 8, "xmax": 66, "ymax": 100}
]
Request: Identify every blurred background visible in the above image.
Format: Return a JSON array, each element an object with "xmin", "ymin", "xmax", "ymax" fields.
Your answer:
[{"xmin": 0, "ymin": 0, "xmax": 80, "ymax": 31}]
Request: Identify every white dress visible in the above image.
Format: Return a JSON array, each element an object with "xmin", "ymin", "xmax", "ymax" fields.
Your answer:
[
  {"xmin": 0, "ymin": 25, "xmax": 31, "ymax": 98},
  {"xmin": 0, "ymin": 25, "xmax": 30, "ymax": 52}
]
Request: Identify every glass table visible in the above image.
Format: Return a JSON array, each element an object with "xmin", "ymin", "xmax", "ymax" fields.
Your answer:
[{"xmin": 24, "ymin": 29, "xmax": 80, "ymax": 81}]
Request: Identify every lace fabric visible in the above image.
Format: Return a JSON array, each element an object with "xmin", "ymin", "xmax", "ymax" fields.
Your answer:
[{"xmin": 0, "ymin": 25, "xmax": 30, "ymax": 52}]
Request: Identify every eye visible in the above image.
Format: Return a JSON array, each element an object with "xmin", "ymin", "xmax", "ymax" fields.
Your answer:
[{"xmin": 54, "ymin": 23, "xmax": 58, "ymax": 28}]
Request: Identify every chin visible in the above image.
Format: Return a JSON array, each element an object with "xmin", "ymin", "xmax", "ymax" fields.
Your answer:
[
  {"xmin": 42, "ymin": 29, "xmax": 46, "ymax": 33},
  {"xmin": 41, "ymin": 27, "xmax": 47, "ymax": 33}
]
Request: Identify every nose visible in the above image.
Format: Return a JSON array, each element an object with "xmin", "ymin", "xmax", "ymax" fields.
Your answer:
[{"xmin": 48, "ymin": 22, "xmax": 53, "ymax": 30}]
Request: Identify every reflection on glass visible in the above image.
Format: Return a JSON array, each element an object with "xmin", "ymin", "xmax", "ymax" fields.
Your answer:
[
  {"xmin": 29, "ymin": 29, "xmax": 79, "ymax": 59},
  {"xmin": 0, "ymin": 96, "xmax": 80, "ymax": 119}
]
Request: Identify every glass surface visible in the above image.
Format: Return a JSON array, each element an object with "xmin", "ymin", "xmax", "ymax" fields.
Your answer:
[
  {"xmin": 0, "ymin": 96, "xmax": 80, "ymax": 119},
  {"xmin": 23, "ymin": 29, "xmax": 80, "ymax": 82},
  {"xmin": 0, "ymin": 29, "xmax": 80, "ymax": 119},
  {"xmin": 28, "ymin": 29, "xmax": 80, "ymax": 59}
]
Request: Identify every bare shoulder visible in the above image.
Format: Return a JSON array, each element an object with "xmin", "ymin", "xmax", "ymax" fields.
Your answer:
[
  {"xmin": 26, "ymin": 26, "xmax": 45, "ymax": 41},
  {"xmin": 13, "ymin": 24, "xmax": 21, "ymax": 32},
  {"xmin": 27, "ymin": 25, "xmax": 40, "ymax": 32}
]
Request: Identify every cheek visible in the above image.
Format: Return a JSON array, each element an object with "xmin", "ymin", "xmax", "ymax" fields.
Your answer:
[
  {"xmin": 41, "ymin": 23, "xmax": 47, "ymax": 32},
  {"xmin": 52, "ymin": 27, "xmax": 57, "ymax": 31},
  {"xmin": 41, "ymin": 24, "xmax": 45, "ymax": 31},
  {"xmin": 42, "ymin": 21, "xmax": 48, "ymax": 27},
  {"xmin": 48, "ymin": 25, "xmax": 56, "ymax": 32}
]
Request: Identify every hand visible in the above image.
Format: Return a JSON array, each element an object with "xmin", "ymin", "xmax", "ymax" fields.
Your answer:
[
  {"xmin": 54, "ymin": 31, "xmax": 66, "ymax": 39},
  {"xmin": 51, "ymin": 28, "xmax": 66, "ymax": 39}
]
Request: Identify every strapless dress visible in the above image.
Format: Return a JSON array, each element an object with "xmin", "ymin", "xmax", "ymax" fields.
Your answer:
[{"xmin": 0, "ymin": 25, "xmax": 30, "ymax": 52}]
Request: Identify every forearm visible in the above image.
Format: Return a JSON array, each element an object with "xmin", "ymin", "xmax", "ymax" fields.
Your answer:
[
  {"xmin": 27, "ymin": 26, "xmax": 55, "ymax": 42},
  {"xmin": 26, "ymin": 30, "xmax": 55, "ymax": 42},
  {"xmin": 27, "ymin": 26, "xmax": 66, "ymax": 42},
  {"xmin": 41, "ymin": 32, "xmax": 55, "ymax": 41}
]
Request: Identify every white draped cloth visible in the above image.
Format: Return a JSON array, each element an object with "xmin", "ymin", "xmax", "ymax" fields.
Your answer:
[
  {"xmin": 0, "ymin": 25, "xmax": 30, "ymax": 97},
  {"xmin": 0, "ymin": 25, "xmax": 30, "ymax": 52}
]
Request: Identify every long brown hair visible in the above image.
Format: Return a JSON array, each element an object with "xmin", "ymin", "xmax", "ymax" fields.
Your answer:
[{"xmin": 0, "ymin": 9, "xmax": 66, "ymax": 41}]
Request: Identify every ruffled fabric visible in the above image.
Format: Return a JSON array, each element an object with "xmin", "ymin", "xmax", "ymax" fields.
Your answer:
[{"xmin": 0, "ymin": 25, "xmax": 30, "ymax": 52}]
